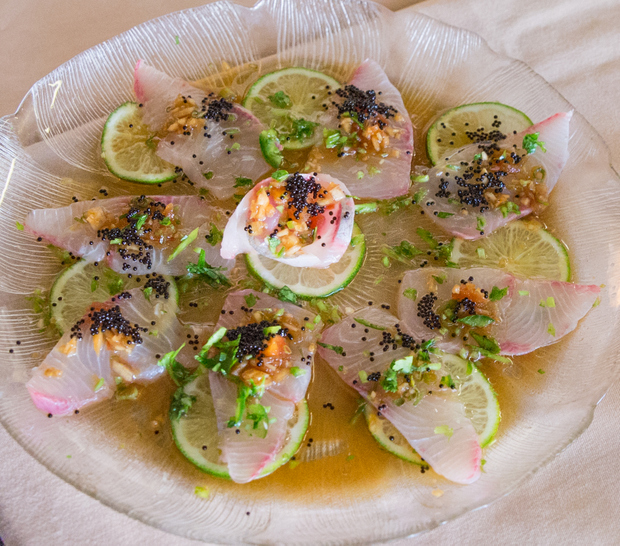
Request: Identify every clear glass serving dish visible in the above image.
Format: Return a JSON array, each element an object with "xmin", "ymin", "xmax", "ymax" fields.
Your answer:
[{"xmin": 0, "ymin": 0, "xmax": 618, "ymax": 543}]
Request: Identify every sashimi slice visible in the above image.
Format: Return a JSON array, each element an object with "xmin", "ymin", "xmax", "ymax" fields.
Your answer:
[
  {"xmin": 24, "ymin": 195, "xmax": 233, "ymax": 276},
  {"xmin": 398, "ymin": 267, "xmax": 600, "ymax": 355},
  {"xmin": 26, "ymin": 286, "xmax": 186, "ymax": 416},
  {"xmin": 398, "ymin": 268, "xmax": 514, "ymax": 353},
  {"xmin": 209, "ymin": 372, "xmax": 295, "ymax": 484},
  {"xmin": 412, "ymin": 112, "xmax": 572, "ymax": 239},
  {"xmin": 213, "ymin": 290, "xmax": 320, "ymax": 403},
  {"xmin": 134, "ymin": 60, "xmax": 268, "ymax": 199},
  {"xmin": 221, "ymin": 173, "xmax": 355, "ymax": 269},
  {"xmin": 494, "ymin": 277, "xmax": 601, "ymax": 355},
  {"xmin": 318, "ymin": 307, "xmax": 481, "ymax": 484},
  {"xmin": 319, "ymin": 60, "xmax": 414, "ymax": 199}
]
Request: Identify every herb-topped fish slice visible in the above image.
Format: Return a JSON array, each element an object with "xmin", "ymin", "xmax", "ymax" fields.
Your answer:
[
  {"xmin": 318, "ymin": 307, "xmax": 481, "ymax": 484},
  {"xmin": 221, "ymin": 172, "xmax": 355, "ymax": 269},
  {"xmin": 26, "ymin": 283, "xmax": 185, "ymax": 417},
  {"xmin": 397, "ymin": 267, "xmax": 600, "ymax": 356},
  {"xmin": 194, "ymin": 290, "xmax": 321, "ymax": 482},
  {"xmin": 24, "ymin": 195, "xmax": 233, "ymax": 276},
  {"xmin": 311, "ymin": 59, "xmax": 414, "ymax": 200},
  {"xmin": 134, "ymin": 60, "xmax": 268, "ymax": 199},
  {"xmin": 411, "ymin": 112, "xmax": 571, "ymax": 240}
]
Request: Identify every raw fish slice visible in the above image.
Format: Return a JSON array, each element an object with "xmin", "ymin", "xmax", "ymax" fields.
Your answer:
[
  {"xmin": 26, "ymin": 287, "xmax": 185, "ymax": 416},
  {"xmin": 398, "ymin": 267, "xmax": 599, "ymax": 355},
  {"xmin": 398, "ymin": 267, "xmax": 514, "ymax": 353},
  {"xmin": 412, "ymin": 112, "xmax": 572, "ymax": 239},
  {"xmin": 321, "ymin": 60, "xmax": 413, "ymax": 199},
  {"xmin": 134, "ymin": 61, "xmax": 268, "ymax": 199},
  {"xmin": 221, "ymin": 173, "xmax": 355, "ymax": 269},
  {"xmin": 318, "ymin": 308, "xmax": 481, "ymax": 484},
  {"xmin": 215, "ymin": 290, "xmax": 320, "ymax": 403},
  {"xmin": 209, "ymin": 372, "xmax": 295, "ymax": 484},
  {"xmin": 24, "ymin": 195, "xmax": 233, "ymax": 276},
  {"xmin": 494, "ymin": 277, "xmax": 600, "ymax": 355}
]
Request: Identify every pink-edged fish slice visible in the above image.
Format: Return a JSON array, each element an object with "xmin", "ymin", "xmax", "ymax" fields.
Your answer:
[
  {"xmin": 397, "ymin": 267, "xmax": 515, "ymax": 353},
  {"xmin": 494, "ymin": 276, "xmax": 600, "ymax": 355},
  {"xmin": 318, "ymin": 307, "xmax": 481, "ymax": 484},
  {"xmin": 220, "ymin": 173, "xmax": 355, "ymax": 269},
  {"xmin": 134, "ymin": 60, "xmax": 268, "ymax": 199},
  {"xmin": 412, "ymin": 111, "xmax": 572, "ymax": 240},
  {"xmin": 323, "ymin": 59, "xmax": 414, "ymax": 199},
  {"xmin": 215, "ymin": 290, "xmax": 320, "ymax": 404},
  {"xmin": 23, "ymin": 195, "xmax": 233, "ymax": 276},
  {"xmin": 26, "ymin": 286, "xmax": 186, "ymax": 417},
  {"xmin": 209, "ymin": 372, "xmax": 295, "ymax": 484}
]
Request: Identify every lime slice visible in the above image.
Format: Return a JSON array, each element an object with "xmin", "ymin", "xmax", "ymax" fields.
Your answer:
[
  {"xmin": 243, "ymin": 67, "xmax": 340, "ymax": 150},
  {"xmin": 366, "ymin": 353, "xmax": 500, "ymax": 460},
  {"xmin": 245, "ymin": 224, "xmax": 365, "ymax": 299},
  {"xmin": 171, "ymin": 371, "xmax": 309, "ymax": 478},
  {"xmin": 450, "ymin": 219, "xmax": 571, "ymax": 281},
  {"xmin": 427, "ymin": 102, "xmax": 533, "ymax": 165},
  {"xmin": 364, "ymin": 405, "xmax": 423, "ymax": 465},
  {"xmin": 101, "ymin": 101, "xmax": 178, "ymax": 183},
  {"xmin": 49, "ymin": 259, "xmax": 177, "ymax": 334}
]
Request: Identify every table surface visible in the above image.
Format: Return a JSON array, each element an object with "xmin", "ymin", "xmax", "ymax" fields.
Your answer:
[{"xmin": 1, "ymin": 0, "xmax": 619, "ymax": 544}]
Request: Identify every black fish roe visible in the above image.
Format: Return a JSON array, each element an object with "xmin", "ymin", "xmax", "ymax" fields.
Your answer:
[
  {"xmin": 97, "ymin": 195, "xmax": 169, "ymax": 270},
  {"xmin": 70, "ymin": 299, "xmax": 147, "ymax": 345},
  {"xmin": 367, "ymin": 371, "xmax": 381, "ymax": 382},
  {"xmin": 332, "ymin": 84, "xmax": 396, "ymax": 128},
  {"xmin": 284, "ymin": 173, "xmax": 326, "ymax": 220},
  {"xmin": 454, "ymin": 297, "xmax": 477, "ymax": 317},
  {"xmin": 144, "ymin": 273, "xmax": 170, "ymax": 299},
  {"xmin": 417, "ymin": 293, "xmax": 441, "ymax": 330},
  {"xmin": 200, "ymin": 96, "xmax": 234, "ymax": 123},
  {"xmin": 225, "ymin": 320, "xmax": 290, "ymax": 363}
]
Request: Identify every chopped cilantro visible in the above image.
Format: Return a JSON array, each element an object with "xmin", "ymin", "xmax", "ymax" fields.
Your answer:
[
  {"xmin": 143, "ymin": 286, "xmax": 153, "ymax": 300},
  {"xmin": 288, "ymin": 118, "xmax": 318, "ymax": 142},
  {"xmin": 437, "ymin": 212, "xmax": 454, "ymax": 219},
  {"xmin": 440, "ymin": 375, "xmax": 455, "ymax": 389},
  {"xmin": 476, "ymin": 216, "xmax": 486, "ymax": 231},
  {"xmin": 174, "ymin": 35, "xmax": 180, "ymax": 45},
  {"xmin": 158, "ymin": 344, "xmax": 197, "ymax": 387},
  {"xmin": 277, "ymin": 286, "xmax": 298, "ymax": 304},
  {"xmin": 469, "ymin": 346, "xmax": 512, "ymax": 364},
  {"xmin": 204, "ymin": 223, "xmax": 224, "ymax": 246},
  {"xmin": 470, "ymin": 332, "xmax": 500, "ymax": 354},
  {"xmin": 90, "ymin": 277, "xmax": 99, "ymax": 292},
  {"xmin": 413, "ymin": 188, "xmax": 428, "ymax": 204},
  {"xmin": 271, "ymin": 169, "xmax": 289, "ymax": 182},
  {"xmin": 244, "ymin": 293, "xmax": 257, "ymax": 307},
  {"xmin": 234, "ymin": 176, "xmax": 253, "ymax": 188},
  {"xmin": 416, "ymin": 228, "xmax": 438, "ymax": 249},
  {"xmin": 381, "ymin": 368, "xmax": 398, "ymax": 393},
  {"xmin": 489, "ymin": 286, "xmax": 508, "ymax": 301},
  {"xmin": 403, "ymin": 288, "xmax": 417, "ymax": 301},
  {"xmin": 15, "ymin": 221, "xmax": 24, "ymax": 231},
  {"xmin": 186, "ymin": 249, "xmax": 231, "ymax": 289},
  {"xmin": 538, "ymin": 369, "xmax": 545, "ymax": 374},
  {"xmin": 291, "ymin": 367, "xmax": 307, "ymax": 378},
  {"xmin": 135, "ymin": 214, "xmax": 148, "ymax": 231},
  {"xmin": 383, "ymin": 240, "xmax": 423, "ymax": 263},
  {"xmin": 268, "ymin": 90, "xmax": 291, "ymax": 108},
  {"xmin": 411, "ymin": 174, "xmax": 429, "ymax": 183},
  {"xmin": 159, "ymin": 217, "xmax": 172, "ymax": 226},
  {"xmin": 354, "ymin": 202, "xmax": 378, "ymax": 214},
  {"xmin": 522, "ymin": 132, "xmax": 547, "ymax": 155},
  {"xmin": 170, "ymin": 389, "xmax": 196, "ymax": 420},
  {"xmin": 432, "ymin": 274, "xmax": 446, "ymax": 284},
  {"xmin": 367, "ymin": 165, "xmax": 381, "ymax": 176},
  {"xmin": 203, "ymin": 171, "xmax": 214, "ymax": 180}
]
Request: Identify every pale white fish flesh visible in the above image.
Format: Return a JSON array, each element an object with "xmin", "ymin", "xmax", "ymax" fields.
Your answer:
[
  {"xmin": 23, "ymin": 195, "xmax": 233, "ymax": 275},
  {"xmin": 134, "ymin": 60, "xmax": 268, "ymax": 199},
  {"xmin": 412, "ymin": 111, "xmax": 572, "ymax": 239},
  {"xmin": 318, "ymin": 307, "xmax": 481, "ymax": 484},
  {"xmin": 26, "ymin": 286, "xmax": 186, "ymax": 416}
]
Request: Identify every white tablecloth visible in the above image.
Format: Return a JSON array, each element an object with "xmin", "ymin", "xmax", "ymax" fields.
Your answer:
[{"xmin": 1, "ymin": 0, "xmax": 619, "ymax": 543}]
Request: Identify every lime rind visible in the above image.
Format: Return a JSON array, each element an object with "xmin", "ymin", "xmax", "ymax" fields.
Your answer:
[
  {"xmin": 450, "ymin": 220, "xmax": 571, "ymax": 282},
  {"xmin": 426, "ymin": 102, "xmax": 533, "ymax": 165},
  {"xmin": 243, "ymin": 67, "xmax": 341, "ymax": 151},
  {"xmin": 245, "ymin": 224, "xmax": 366, "ymax": 299},
  {"xmin": 171, "ymin": 372, "xmax": 309, "ymax": 479},
  {"xmin": 101, "ymin": 101, "xmax": 178, "ymax": 184}
]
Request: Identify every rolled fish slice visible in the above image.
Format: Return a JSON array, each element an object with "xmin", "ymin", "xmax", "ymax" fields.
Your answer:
[
  {"xmin": 23, "ymin": 195, "xmax": 233, "ymax": 276},
  {"xmin": 134, "ymin": 60, "xmax": 268, "ymax": 199},
  {"xmin": 220, "ymin": 173, "xmax": 355, "ymax": 269},
  {"xmin": 412, "ymin": 111, "xmax": 572, "ymax": 240},
  {"xmin": 318, "ymin": 307, "xmax": 481, "ymax": 484},
  {"xmin": 397, "ymin": 267, "xmax": 600, "ymax": 355},
  {"xmin": 26, "ymin": 286, "xmax": 186, "ymax": 416},
  {"xmin": 322, "ymin": 59, "xmax": 414, "ymax": 199}
]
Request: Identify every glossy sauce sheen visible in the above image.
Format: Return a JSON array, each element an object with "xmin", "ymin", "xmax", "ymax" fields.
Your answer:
[{"xmin": 64, "ymin": 60, "xmax": 572, "ymax": 502}]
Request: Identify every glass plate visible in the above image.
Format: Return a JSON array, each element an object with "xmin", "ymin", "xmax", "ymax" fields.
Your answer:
[{"xmin": 0, "ymin": 0, "xmax": 618, "ymax": 543}]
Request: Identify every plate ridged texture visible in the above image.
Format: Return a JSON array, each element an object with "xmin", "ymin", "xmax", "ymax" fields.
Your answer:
[{"xmin": 0, "ymin": 0, "xmax": 619, "ymax": 544}]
